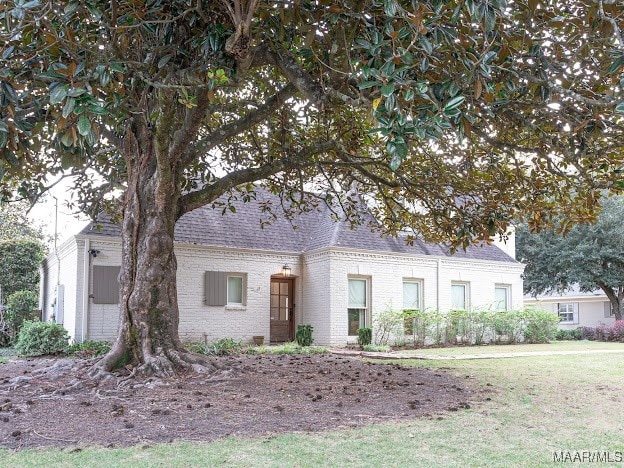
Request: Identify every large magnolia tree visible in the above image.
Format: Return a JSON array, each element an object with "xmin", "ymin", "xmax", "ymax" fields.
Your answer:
[{"xmin": 1, "ymin": 0, "xmax": 623, "ymax": 375}]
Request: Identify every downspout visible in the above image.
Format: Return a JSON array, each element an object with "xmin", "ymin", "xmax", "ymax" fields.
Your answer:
[
  {"xmin": 81, "ymin": 238, "xmax": 90, "ymax": 342},
  {"xmin": 437, "ymin": 258, "xmax": 442, "ymax": 311}
]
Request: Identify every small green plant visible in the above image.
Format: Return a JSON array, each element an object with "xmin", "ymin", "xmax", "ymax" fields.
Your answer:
[
  {"xmin": 362, "ymin": 344, "xmax": 391, "ymax": 352},
  {"xmin": 208, "ymin": 338, "xmax": 242, "ymax": 355},
  {"xmin": 66, "ymin": 340, "xmax": 111, "ymax": 358},
  {"xmin": 295, "ymin": 324, "xmax": 314, "ymax": 347},
  {"xmin": 15, "ymin": 320, "xmax": 69, "ymax": 356},
  {"xmin": 357, "ymin": 327, "xmax": 372, "ymax": 347}
]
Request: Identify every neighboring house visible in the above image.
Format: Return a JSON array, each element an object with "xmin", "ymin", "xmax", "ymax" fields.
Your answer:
[
  {"xmin": 40, "ymin": 191, "xmax": 524, "ymax": 345},
  {"xmin": 524, "ymin": 285, "xmax": 617, "ymax": 329}
]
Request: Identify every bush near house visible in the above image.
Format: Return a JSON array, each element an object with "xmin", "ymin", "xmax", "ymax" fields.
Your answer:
[
  {"xmin": 571, "ymin": 321, "xmax": 624, "ymax": 342},
  {"xmin": 375, "ymin": 308, "xmax": 560, "ymax": 348},
  {"xmin": 15, "ymin": 320, "xmax": 69, "ymax": 356},
  {"xmin": 295, "ymin": 324, "xmax": 314, "ymax": 347}
]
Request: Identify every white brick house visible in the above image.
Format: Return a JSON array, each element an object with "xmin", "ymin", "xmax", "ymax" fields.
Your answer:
[{"xmin": 40, "ymin": 191, "xmax": 524, "ymax": 345}]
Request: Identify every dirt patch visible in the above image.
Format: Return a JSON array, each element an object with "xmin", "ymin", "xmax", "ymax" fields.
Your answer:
[{"xmin": 0, "ymin": 354, "xmax": 477, "ymax": 450}]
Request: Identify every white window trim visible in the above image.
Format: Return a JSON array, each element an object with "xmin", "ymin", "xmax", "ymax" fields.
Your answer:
[
  {"xmin": 226, "ymin": 274, "xmax": 245, "ymax": 306},
  {"xmin": 557, "ymin": 302, "xmax": 577, "ymax": 324},
  {"xmin": 494, "ymin": 284, "xmax": 511, "ymax": 311},
  {"xmin": 402, "ymin": 278, "xmax": 424, "ymax": 311},
  {"xmin": 451, "ymin": 281, "xmax": 470, "ymax": 311},
  {"xmin": 347, "ymin": 276, "xmax": 371, "ymax": 337}
]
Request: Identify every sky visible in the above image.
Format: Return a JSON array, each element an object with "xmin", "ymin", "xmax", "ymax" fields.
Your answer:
[{"xmin": 27, "ymin": 177, "xmax": 90, "ymax": 248}]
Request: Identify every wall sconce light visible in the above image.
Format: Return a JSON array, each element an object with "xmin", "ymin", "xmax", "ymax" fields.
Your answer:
[
  {"xmin": 282, "ymin": 264, "xmax": 291, "ymax": 277},
  {"xmin": 88, "ymin": 249, "xmax": 101, "ymax": 258}
]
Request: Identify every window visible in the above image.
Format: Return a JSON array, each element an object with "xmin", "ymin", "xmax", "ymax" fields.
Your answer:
[
  {"xmin": 227, "ymin": 275, "xmax": 244, "ymax": 305},
  {"xmin": 402, "ymin": 280, "xmax": 422, "ymax": 310},
  {"xmin": 557, "ymin": 303, "xmax": 577, "ymax": 323},
  {"xmin": 403, "ymin": 280, "xmax": 422, "ymax": 336},
  {"xmin": 494, "ymin": 285, "xmax": 511, "ymax": 311},
  {"xmin": 204, "ymin": 271, "xmax": 246, "ymax": 306},
  {"xmin": 92, "ymin": 266, "xmax": 121, "ymax": 304},
  {"xmin": 348, "ymin": 278, "xmax": 368, "ymax": 336},
  {"xmin": 604, "ymin": 302, "xmax": 616, "ymax": 318},
  {"xmin": 451, "ymin": 282, "xmax": 469, "ymax": 310}
]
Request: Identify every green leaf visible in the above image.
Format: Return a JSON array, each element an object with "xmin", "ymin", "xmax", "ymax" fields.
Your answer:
[
  {"xmin": 419, "ymin": 36, "xmax": 433, "ymax": 55},
  {"xmin": 67, "ymin": 87, "xmax": 87, "ymax": 97},
  {"xmin": 77, "ymin": 114, "xmax": 91, "ymax": 136},
  {"xmin": 0, "ymin": 131, "xmax": 7, "ymax": 149},
  {"xmin": 358, "ymin": 81, "xmax": 379, "ymax": 90},
  {"xmin": 49, "ymin": 84, "xmax": 68, "ymax": 105},
  {"xmin": 62, "ymin": 97, "xmax": 76, "ymax": 118},
  {"xmin": 615, "ymin": 101, "xmax": 624, "ymax": 114},
  {"xmin": 158, "ymin": 55, "xmax": 173, "ymax": 69},
  {"xmin": 443, "ymin": 95, "xmax": 465, "ymax": 112},
  {"xmin": 608, "ymin": 54, "xmax": 624, "ymax": 74},
  {"xmin": 380, "ymin": 83, "xmax": 395, "ymax": 97},
  {"xmin": 1, "ymin": 82, "xmax": 18, "ymax": 103}
]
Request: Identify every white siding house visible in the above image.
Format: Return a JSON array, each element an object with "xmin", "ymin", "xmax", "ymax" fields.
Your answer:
[
  {"xmin": 41, "ymin": 191, "xmax": 524, "ymax": 345},
  {"xmin": 524, "ymin": 286, "xmax": 617, "ymax": 330}
]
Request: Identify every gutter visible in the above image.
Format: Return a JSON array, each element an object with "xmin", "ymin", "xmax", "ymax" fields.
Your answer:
[{"xmin": 81, "ymin": 238, "xmax": 90, "ymax": 342}]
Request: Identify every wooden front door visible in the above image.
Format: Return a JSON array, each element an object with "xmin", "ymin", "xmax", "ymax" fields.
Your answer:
[{"xmin": 270, "ymin": 278, "xmax": 294, "ymax": 342}]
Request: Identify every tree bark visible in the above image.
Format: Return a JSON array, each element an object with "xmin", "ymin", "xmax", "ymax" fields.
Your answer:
[
  {"xmin": 598, "ymin": 284, "xmax": 623, "ymax": 321},
  {"xmin": 91, "ymin": 121, "xmax": 213, "ymax": 377}
]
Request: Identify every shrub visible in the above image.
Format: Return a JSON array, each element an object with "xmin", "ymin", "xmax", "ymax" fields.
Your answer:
[
  {"xmin": 579, "ymin": 326, "xmax": 596, "ymax": 340},
  {"xmin": 5, "ymin": 290, "xmax": 39, "ymax": 342},
  {"xmin": 595, "ymin": 322, "xmax": 612, "ymax": 341},
  {"xmin": 295, "ymin": 324, "xmax": 314, "ymax": 347},
  {"xmin": 357, "ymin": 327, "xmax": 372, "ymax": 347},
  {"xmin": 15, "ymin": 320, "xmax": 69, "ymax": 356},
  {"xmin": 66, "ymin": 340, "xmax": 111, "ymax": 358},
  {"xmin": 523, "ymin": 308, "xmax": 560, "ymax": 343},
  {"xmin": 611, "ymin": 320, "xmax": 624, "ymax": 342},
  {"xmin": 0, "ymin": 239, "xmax": 45, "ymax": 299},
  {"xmin": 373, "ymin": 308, "xmax": 403, "ymax": 345},
  {"xmin": 362, "ymin": 344, "xmax": 391, "ymax": 352}
]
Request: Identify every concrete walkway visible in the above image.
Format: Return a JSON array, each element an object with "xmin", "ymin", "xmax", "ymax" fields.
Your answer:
[{"xmin": 329, "ymin": 348, "xmax": 624, "ymax": 361}]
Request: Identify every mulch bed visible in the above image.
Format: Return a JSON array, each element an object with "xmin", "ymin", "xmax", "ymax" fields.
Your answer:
[{"xmin": 0, "ymin": 354, "xmax": 479, "ymax": 450}]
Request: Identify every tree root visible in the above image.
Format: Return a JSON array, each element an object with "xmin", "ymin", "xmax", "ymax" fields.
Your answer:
[{"xmin": 89, "ymin": 345, "xmax": 238, "ymax": 381}]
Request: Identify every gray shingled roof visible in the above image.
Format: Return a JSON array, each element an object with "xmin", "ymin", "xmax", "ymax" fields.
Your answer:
[{"xmin": 80, "ymin": 190, "xmax": 517, "ymax": 263}]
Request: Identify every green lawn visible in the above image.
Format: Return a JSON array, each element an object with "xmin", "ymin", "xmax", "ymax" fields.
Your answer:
[{"xmin": 2, "ymin": 344, "xmax": 623, "ymax": 467}]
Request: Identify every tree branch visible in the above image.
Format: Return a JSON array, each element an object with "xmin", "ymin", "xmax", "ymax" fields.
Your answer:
[
  {"xmin": 178, "ymin": 140, "xmax": 337, "ymax": 215},
  {"xmin": 181, "ymin": 84, "xmax": 297, "ymax": 166}
]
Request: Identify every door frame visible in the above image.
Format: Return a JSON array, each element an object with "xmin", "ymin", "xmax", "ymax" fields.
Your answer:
[{"xmin": 269, "ymin": 277, "xmax": 295, "ymax": 342}]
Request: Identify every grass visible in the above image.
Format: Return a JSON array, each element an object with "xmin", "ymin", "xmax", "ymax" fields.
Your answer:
[
  {"xmin": 397, "ymin": 340, "xmax": 624, "ymax": 355},
  {"xmin": 1, "ymin": 344, "xmax": 623, "ymax": 466}
]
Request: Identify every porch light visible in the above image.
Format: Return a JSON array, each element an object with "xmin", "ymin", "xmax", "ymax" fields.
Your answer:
[{"xmin": 282, "ymin": 264, "xmax": 291, "ymax": 277}]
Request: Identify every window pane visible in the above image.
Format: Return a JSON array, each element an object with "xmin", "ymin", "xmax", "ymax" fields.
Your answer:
[
  {"xmin": 495, "ymin": 287, "xmax": 508, "ymax": 311},
  {"xmin": 348, "ymin": 308, "xmax": 364, "ymax": 335},
  {"xmin": 403, "ymin": 282, "xmax": 420, "ymax": 310},
  {"xmin": 227, "ymin": 276, "xmax": 243, "ymax": 304},
  {"xmin": 451, "ymin": 284, "xmax": 466, "ymax": 310},
  {"xmin": 348, "ymin": 279, "xmax": 367, "ymax": 308}
]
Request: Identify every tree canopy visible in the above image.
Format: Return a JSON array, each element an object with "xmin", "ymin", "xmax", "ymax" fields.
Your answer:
[
  {"xmin": 1, "ymin": 0, "xmax": 623, "ymax": 245},
  {"xmin": 1, "ymin": 0, "xmax": 623, "ymax": 375},
  {"xmin": 517, "ymin": 195, "xmax": 624, "ymax": 319}
]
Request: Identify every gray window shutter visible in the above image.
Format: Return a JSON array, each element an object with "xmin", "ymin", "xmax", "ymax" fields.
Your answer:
[
  {"xmin": 205, "ymin": 271, "xmax": 227, "ymax": 306},
  {"xmin": 573, "ymin": 303, "xmax": 579, "ymax": 324},
  {"xmin": 604, "ymin": 302, "xmax": 613, "ymax": 318},
  {"xmin": 92, "ymin": 266, "xmax": 121, "ymax": 304}
]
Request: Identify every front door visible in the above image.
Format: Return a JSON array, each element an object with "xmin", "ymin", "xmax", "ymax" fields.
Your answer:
[{"xmin": 270, "ymin": 278, "xmax": 294, "ymax": 342}]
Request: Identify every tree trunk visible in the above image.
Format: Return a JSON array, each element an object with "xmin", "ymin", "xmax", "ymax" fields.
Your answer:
[
  {"xmin": 91, "ymin": 123, "xmax": 212, "ymax": 377},
  {"xmin": 599, "ymin": 284, "xmax": 623, "ymax": 321}
]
